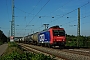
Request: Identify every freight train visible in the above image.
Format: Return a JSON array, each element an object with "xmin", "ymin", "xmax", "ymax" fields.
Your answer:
[{"xmin": 18, "ymin": 25, "xmax": 66, "ymax": 48}]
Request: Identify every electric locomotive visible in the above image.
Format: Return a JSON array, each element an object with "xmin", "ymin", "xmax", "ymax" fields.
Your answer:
[{"xmin": 31, "ymin": 25, "xmax": 66, "ymax": 47}]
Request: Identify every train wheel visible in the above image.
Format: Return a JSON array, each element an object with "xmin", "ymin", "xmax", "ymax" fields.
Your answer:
[
  {"xmin": 45, "ymin": 43, "xmax": 48, "ymax": 47},
  {"xmin": 52, "ymin": 45, "xmax": 55, "ymax": 48},
  {"xmin": 37, "ymin": 43, "xmax": 40, "ymax": 46},
  {"xmin": 59, "ymin": 45, "xmax": 65, "ymax": 49},
  {"xmin": 41, "ymin": 44, "xmax": 44, "ymax": 47},
  {"xmin": 48, "ymin": 44, "xmax": 52, "ymax": 48}
]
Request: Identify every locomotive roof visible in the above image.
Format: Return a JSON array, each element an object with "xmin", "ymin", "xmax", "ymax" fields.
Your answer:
[
  {"xmin": 30, "ymin": 25, "xmax": 64, "ymax": 36},
  {"xmin": 49, "ymin": 25, "xmax": 60, "ymax": 28}
]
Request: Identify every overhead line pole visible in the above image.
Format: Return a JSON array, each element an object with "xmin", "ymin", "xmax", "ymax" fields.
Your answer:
[
  {"xmin": 77, "ymin": 8, "xmax": 80, "ymax": 47},
  {"xmin": 78, "ymin": 8, "xmax": 80, "ymax": 37},
  {"xmin": 11, "ymin": 0, "xmax": 15, "ymax": 37}
]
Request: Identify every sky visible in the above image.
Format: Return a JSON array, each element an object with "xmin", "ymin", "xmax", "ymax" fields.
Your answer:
[{"xmin": 0, "ymin": 0, "xmax": 90, "ymax": 37}]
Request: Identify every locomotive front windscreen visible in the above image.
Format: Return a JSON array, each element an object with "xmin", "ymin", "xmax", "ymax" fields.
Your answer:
[{"xmin": 53, "ymin": 30, "xmax": 65, "ymax": 36}]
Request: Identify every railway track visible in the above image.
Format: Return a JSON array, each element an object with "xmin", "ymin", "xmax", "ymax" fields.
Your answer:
[
  {"xmin": 18, "ymin": 43, "xmax": 90, "ymax": 60},
  {"xmin": 62, "ymin": 48, "xmax": 90, "ymax": 57},
  {"xmin": 18, "ymin": 43, "xmax": 65, "ymax": 60}
]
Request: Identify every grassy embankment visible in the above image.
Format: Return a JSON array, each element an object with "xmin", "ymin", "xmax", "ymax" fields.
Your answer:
[{"xmin": 0, "ymin": 42, "xmax": 55, "ymax": 60}]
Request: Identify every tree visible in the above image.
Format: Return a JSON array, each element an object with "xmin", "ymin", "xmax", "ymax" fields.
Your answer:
[{"xmin": 0, "ymin": 30, "xmax": 7, "ymax": 43}]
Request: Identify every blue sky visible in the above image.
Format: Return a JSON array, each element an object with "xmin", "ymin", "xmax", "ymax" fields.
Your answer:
[{"xmin": 0, "ymin": 0, "xmax": 90, "ymax": 37}]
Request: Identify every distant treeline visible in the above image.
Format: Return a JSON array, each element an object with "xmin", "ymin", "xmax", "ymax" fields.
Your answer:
[
  {"xmin": 66, "ymin": 35, "xmax": 90, "ymax": 48},
  {"xmin": 0, "ymin": 30, "xmax": 8, "ymax": 44}
]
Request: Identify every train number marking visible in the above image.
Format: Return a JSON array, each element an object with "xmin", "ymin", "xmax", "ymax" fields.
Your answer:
[{"xmin": 39, "ymin": 34, "xmax": 45, "ymax": 42}]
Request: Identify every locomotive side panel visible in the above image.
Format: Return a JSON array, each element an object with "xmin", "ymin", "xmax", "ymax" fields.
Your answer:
[{"xmin": 38, "ymin": 31, "xmax": 50, "ymax": 43}]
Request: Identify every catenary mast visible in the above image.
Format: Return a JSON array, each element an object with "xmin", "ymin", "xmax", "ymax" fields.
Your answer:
[
  {"xmin": 77, "ymin": 8, "xmax": 80, "ymax": 47},
  {"xmin": 11, "ymin": 0, "xmax": 15, "ymax": 37}
]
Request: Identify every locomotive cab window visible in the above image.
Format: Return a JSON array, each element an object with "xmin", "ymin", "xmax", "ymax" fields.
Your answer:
[{"xmin": 53, "ymin": 30, "xmax": 65, "ymax": 36}]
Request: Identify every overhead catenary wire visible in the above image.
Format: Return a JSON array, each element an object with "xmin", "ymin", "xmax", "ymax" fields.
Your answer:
[
  {"xmin": 28, "ymin": 0, "xmax": 42, "ymax": 16},
  {"xmin": 26, "ymin": 0, "xmax": 50, "ymax": 28},
  {"xmin": 15, "ymin": 0, "xmax": 42, "ymax": 35},
  {"xmin": 49, "ymin": 1, "xmax": 90, "ymax": 24},
  {"xmin": 49, "ymin": 0, "xmax": 73, "ymax": 16},
  {"xmin": 60, "ymin": 14, "xmax": 90, "ymax": 27},
  {"xmin": 34, "ymin": 1, "xmax": 90, "ymax": 33},
  {"xmin": 38, "ymin": 0, "xmax": 73, "ymax": 19},
  {"xmin": 31, "ymin": 0, "xmax": 74, "ymax": 32},
  {"xmin": 14, "ymin": 0, "xmax": 90, "ymax": 36},
  {"xmin": 15, "ymin": 0, "xmax": 42, "ymax": 17},
  {"xmin": 6, "ymin": 0, "xmax": 10, "ymax": 21},
  {"xmin": 36, "ymin": 1, "xmax": 90, "ymax": 32},
  {"xmin": 17, "ymin": 0, "xmax": 50, "ymax": 36},
  {"xmin": 15, "ymin": 6, "xmax": 34, "ymax": 16}
]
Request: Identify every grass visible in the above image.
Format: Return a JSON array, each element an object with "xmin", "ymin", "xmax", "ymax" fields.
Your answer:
[{"xmin": 0, "ymin": 42, "xmax": 55, "ymax": 60}]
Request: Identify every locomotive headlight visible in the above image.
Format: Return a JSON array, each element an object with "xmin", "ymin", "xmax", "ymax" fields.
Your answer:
[{"xmin": 63, "ymin": 39, "xmax": 64, "ymax": 41}]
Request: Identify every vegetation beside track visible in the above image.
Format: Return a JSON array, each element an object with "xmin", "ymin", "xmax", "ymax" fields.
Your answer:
[
  {"xmin": 0, "ymin": 42, "xmax": 55, "ymax": 60},
  {"xmin": 66, "ymin": 35, "xmax": 90, "ymax": 48}
]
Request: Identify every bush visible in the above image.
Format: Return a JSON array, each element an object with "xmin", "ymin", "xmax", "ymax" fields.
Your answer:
[
  {"xmin": 8, "ymin": 42, "xmax": 18, "ymax": 47},
  {"xmin": 0, "ymin": 51, "xmax": 55, "ymax": 60},
  {"xmin": 0, "ymin": 42, "xmax": 3, "ymax": 45},
  {"xmin": 0, "ymin": 42, "xmax": 55, "ymax": 60}
]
